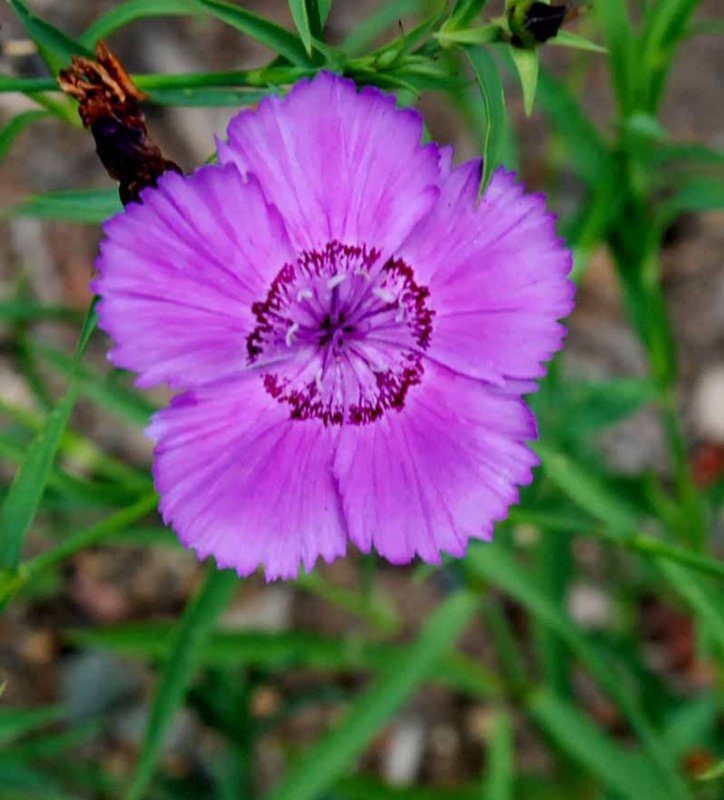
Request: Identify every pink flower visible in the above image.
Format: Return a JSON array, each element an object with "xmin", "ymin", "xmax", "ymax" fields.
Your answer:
[{"xmin": 93, "ymin": 72, "xmax": 574, "ymax": 579}]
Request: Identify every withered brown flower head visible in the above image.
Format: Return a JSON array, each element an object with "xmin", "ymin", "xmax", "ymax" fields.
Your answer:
[{"xmin": 58, "ymin": 41, "xmax": 180, "ymax": 205}]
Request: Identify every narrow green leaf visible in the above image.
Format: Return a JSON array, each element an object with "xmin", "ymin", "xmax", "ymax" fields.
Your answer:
[
  {"xmin": 436, "ymin": 24, "xmax": 504, "ymax": 45},
  {"xmin": 8, "ymin": 0, "xmax": 91, "ymax": 72},
  {"xmin": 66, "ymin": 621, "xmax": 499, "ymax": 699},
  {"xmin": 595, "ymin": 0, "xmax": 637, "ymax": 116},
  {"xmin": 34, "ymin": 344, "xmax": 156, "ymax": 425},
  {"xmin": 0, "ymin": 111, "xmax": 50, "ymax": 162},
  {"xmin": 124, "ymin": 567, "xmax": 237, "ymax": 800},
  {"xmin": 23, "ymin": 494, "xmax": 158, "ymax": 580},
  {"xmin": 481, "ymin": 709, "xmax": 514, "ymax": 800},
  {"xmin": 5, "ymin": 189, "xmax": 122, "ymax": 223},
  {"xmin": 547, "ymin": 30, "xmax": 607, "ymax": 53},
  {"xmin": 509, "ymin": 45, "xmax": 539, "ymax": 116},
  {"xmin": 696, "ymin": 758, "xmax": 724, "ymax": 782},
  {"xmin": 0, "ymin": 300, "xmax": 82, "ymax": 324},
  {"xmin": 0, "ymin": 706, "xmax": 64, "ymax": 744},
  {"xmin": 445, "ymin": 0, "xmax": 488, "ymax": 31},
  {"xmin": 639, "ymin": 0, "xmax": 699, "ymax": 111},
  {"xmin": 80, "ymin": 0, "xmax": 203, "ymax": 47},
  {"xmin": 660, "ymin": 178, "xmax": 724, "ymax": 225},
  {"xmin": 534, "ymin": 444, "xmax": 640, "ymax": 536},
  {"xmin": 146, "ymin": 87, "xmax": 272, "ymax": 106},
  {"xmin": 658, "ymin": 562, "xmax": 724, "ymax": 653},
  {"xmin": 0, "ymin": 302, "xmax": 97, "ymax": 570},
  {"xmin": 529, "ymin": 690, "xmax": 667, "ymax": 800},
  {"xmin": 288, "ymin": 0, "xmax": 314, "ymax": 56},
  {"xmin": 342, "ymin": 0, "xmax": 423, "ymax": 56},
  {"xmin": 463, "ymin": 46, "xmax": 505, "ymax": 191},
  {"xmin": 195, "ymin": 0, "xmax": 314, "ymax": 66},
  {"xmin": 466, "ymin": 544, "xmax": 688, "ymax": 800},
  {"xmin": 267, "ymin": 591, "xmax": 477, "ymax": 800}
]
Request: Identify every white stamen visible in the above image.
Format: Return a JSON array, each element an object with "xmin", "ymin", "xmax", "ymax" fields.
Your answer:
[
  {"xmin": 314, "ymin": 367, "xmax": 325, "ymax": 394},
  {"xmin": 285, "ymin": 322, "xmax": 299, "ymax": 347},
  {"xmin": 395, "ymin": 302, "xmax": 405, "ymax": 323},
  {"xmin": 354, "ymin": 268, "xmax": 371, "ymax": 281},
  {"xmin": 373, "ymin": 287, "xmax": 396, "ymax": 304},
  {"xmin": 296, "ymin": 288, "xmax": 313, "ymax": 302},
  {"xmin": 327, "ymin": 273, "xmax": 346, "ymax": 290}
]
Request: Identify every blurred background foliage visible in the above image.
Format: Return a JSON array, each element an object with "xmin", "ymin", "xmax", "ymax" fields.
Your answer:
[{"xmin": 1, "ymin": 0, "xmax": 724, "ymax": 798}]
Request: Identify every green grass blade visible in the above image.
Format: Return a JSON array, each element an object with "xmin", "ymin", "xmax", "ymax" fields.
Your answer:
[
  {"xmin": 595, "ymin": 0, "xmax": 637, "ymax": 116},
  {"xmin": 8, "ymin": 0, "xmax": 91, "ymax": 72},
  {"xmin": 639, "ymin": 0, "xmax": 700, "ymax": 111},
  {"xmin": 463, "ymin": 46, "xmax": 505, "ymax": 191},
  {"xmin": 195, "ymin": 0, "xmax": 314, "ymax": 66},
  {"xmin": 0, "ymin": 300, "xmax": 82, "ymax": 324},
  {"xmin": 0, "ymin": 302, "xmax": 97, "ymax": 571},
  {"xmin": 124, "ymin": 567, "xmax": 237, "ymax": 800},
  {"xmin": 466, "ymin": 543, "xmax": 689, "ymax": 799},
  {"xmin": 68, "ymin": 622, "xmax": 500, "ymax": 699},
  {"xmin": 5, "ymin": 189, "xmax": 122, "ymax": 223},
  {"xmin": 481, "ymin": 709, "xmax": 514, "ymax": 800},
  {"xmin": 79, "ymin": 0, "xmax": 203, "ymax": 47},
  {"xmin": 22, "ymin": 493, "xmax": 158, "ymax": 579},
  {"xmin": 342, "ymin": 0, "xmax": 423, "ymax": 56},
  {"xmin": 536, "ymin": 70, "xmax": 609, "ymax": 186},
  {"xmin": 0, "ymin": 706, "xmax": 64, "ymax": 744},
  {"xmin": 289, "ymin": 0, "xmax": 314, "ymax": 55},
  {"xmin": 528, "ymin": 690, "xmax": 667, "ymax": 800},
  {"xmin": 0, "ymin": 111, "xmax": 50, "ymax": 162},
  {"xmin": 267, "ymin": 591, "xmax": 477, "ymax": 800}
]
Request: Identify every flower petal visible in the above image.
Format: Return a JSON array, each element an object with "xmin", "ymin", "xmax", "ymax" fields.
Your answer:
[
  {"xmin": 333, "ymin": 362, "xmax": 538, "ymax": 565},
  {"xmin": 400, "ymin": 163, "xmax": 574, "ymax": 383},
  {"xmin": 148, "ymin": 373, "xmax": 347, "ymax": 580},
  {"xmin": 219, "ymin": 71, "xmax": 441, "ymax": 256},
  {"xmin": 94, "ymin": 164, "xmax": 295, "ymax": 389}
]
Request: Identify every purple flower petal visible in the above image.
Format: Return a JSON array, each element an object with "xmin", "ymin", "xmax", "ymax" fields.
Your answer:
[
  {"xmin": 148, "ymin": 373, "xmax": 347, "ymax": 580},
  {"xmin": 94, "ymin": 164, "xmax": 294, "ymax": 388},
  {"xmin": 334, "ymin": 362, "xmax": 539, "ymax": 565},
  {"xmin": 400, "ymin": 163, "xmax": 575, "ymax": 384},
  {"xmin": 218, "ymin": 71, "xmax": 441, "ymax": 256}
]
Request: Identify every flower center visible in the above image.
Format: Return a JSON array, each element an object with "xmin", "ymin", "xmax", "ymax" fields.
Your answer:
[{"xmin": 246, "ymin": 241, "xmax": 434, "ymax": 426}]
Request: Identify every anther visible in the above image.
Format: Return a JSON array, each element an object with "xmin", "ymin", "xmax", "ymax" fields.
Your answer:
[
  {"xmin": 327, "ymin": 274, "xmax": 346, "ymax": 290},
  {"xmin": 373, "ymin": 287, "xmax": 395, "ymax": 303},
  {"xmin": 285, "ymin": 322, "xmax": 299, "ymax": 347},
  {"xmin": 296, "ymin": 288, "xmax": 313, "ymax": 302}
]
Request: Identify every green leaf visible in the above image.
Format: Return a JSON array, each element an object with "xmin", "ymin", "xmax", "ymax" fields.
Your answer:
[
  {"xmin": 436, "ymin": 24, "xmax": 504, "ymax": 46},
  {"xmin": 481, "ymin": 709, "xmax": 514, "ymax": 800},
  {"xmin": 660, "ymin": 178, "xmax": 724, "ymax": 225},
  {"xmin": 595, "ymin": 0, "xmax": 637, "ymax": 116},
  {"xmin": 8, "ymin": 0, "xmax": 91, "ymax": 73},
  {"xmin": 509, "ymin": 45, "xmax": 539, "ymax": 116},
  {"xmin": 0, "ymin": 302, "xmax": 97, "ymax": 571},
  {"xmin": 529, "ymin": 690, "xmax": 667, "ymax": 800},
  {"xmin": 34, "ymin": 344, "xmax": 156, "ymax": 426},
  {"xmin": 547, "ymin": 30, "xmax": 607, "ymax": 53},
  {"xmin": 266, "ymin": 591, "xmax": 477, "ymax": 800},
  {"xmin": 696, "ymin": 758, "xmax": 724, "ymax": 782},
  {"xmin": 288, "ymin": 0, "xmax": 314, "ymax": 56},
  {"xmin": 0, "ymin": 111, "xmax": 50, "ymax": 162},
  {"xmin": 195, "ymin": 0, "xmax": 315, "ymax": 66},
  {"xmin": 0, "ymin": 301, "xmax": 82, "ymax": 324},
  {"xmin": 67, "ymin": 621, "xmax": 499, "ymax": 699},
  {"xmin": 145, "ymin": 87, "xmax": 272, "ymax": 106},
  {"xmin": 5, "ymin": 189, "xmax": 122, "ymax": 223},
  {"xmin": 639, "ymin": 0, "xmax": 699, "ymax": 112},
  {"xmin": 80, "ymin": 0, "xmax": 203, "ymax": 47},
  {"xmin": 445, "ymin": 0, "xmax": 488, "ymax": 31},
  {"xmin": 534, "ymin": 444, "xmax": 640, "ymax": 536},
  {"xmin": 124, "ymin": 567, "xmax": 237, "ymax": 800},
  {"xmin": 21, "ymin": 494, "xmax": 158, "ymax": 582},
  {"xmin": 466, "ymin": 543, "xmax": 688, "ymax": 800},
  {"xmin": 463, "ymin": 46, "xmax": 506, "ymax": 191},
  {"xmin": 0, "ymin": 706, "xmax": 64, "ymax": 744},
  {"xmin": 342, "ymin": 0, "xmax": 423, "ymax": 56}
]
